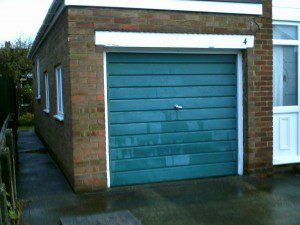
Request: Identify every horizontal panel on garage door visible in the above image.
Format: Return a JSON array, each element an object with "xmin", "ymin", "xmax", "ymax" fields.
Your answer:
[
  {"xmin": 110, "ymin": 118, "xmax": 237, "ymax": 135},
  {"xmin": 107, "ymin": 53, "xmax": 238, "ymax": 186},
  {"xmin": 110, "ymin": 97, "xmax": 236, "ymax": 112}
]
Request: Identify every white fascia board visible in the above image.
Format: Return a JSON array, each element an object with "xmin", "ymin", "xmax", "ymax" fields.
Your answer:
[
  {"xmin": 273, "ymin": 8, "xmax": 300, "ymax": 22},
  {"xmin": 273, "ymin": 0, "xmax": 300, "ymax": 21},
  {"xmin": 95, "ymin": 32, "xmax": 255, "ymax": 49},
  {"xmin": 273, "ymin": 0, "xmax": 300, "ymax": 8},
  {"xmin": 65, "ymin": 0, "xmax": 262, "ymax": 15}
]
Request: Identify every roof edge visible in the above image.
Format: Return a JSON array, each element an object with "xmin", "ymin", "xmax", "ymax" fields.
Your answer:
[
  {"xmin": 29, "ymin": 0, "xmax": 263, "ymax": 58},
  {"xmin": 28, "ymin": 0, "xmax": 65, "ymax": 59}
]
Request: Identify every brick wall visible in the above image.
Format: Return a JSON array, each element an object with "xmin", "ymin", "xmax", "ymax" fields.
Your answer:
[
  {"xmin": 244, "ymin": 0, "xmax": 273, "ymax": 176},
  {"xmin": 67, "ymin": 0, "xmax": 273, "ymax": 192},
  {"xmin": 33, "ymin": 0, "xmax": 273, "ymax": 192},
  {"xmin": 33, "ymin": 9, "xmax": 75, "ymax": 187}
]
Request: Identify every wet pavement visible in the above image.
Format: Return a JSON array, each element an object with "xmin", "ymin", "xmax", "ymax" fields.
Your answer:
[{"xmin": 18, "ymin": 129, "xmax": 300, "ymax": 225}]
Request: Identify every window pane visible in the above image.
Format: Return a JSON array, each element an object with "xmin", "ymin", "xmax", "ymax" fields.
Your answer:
[
  {"xmin": 56, "ymin": 68, "xmax": 61, "ymax": 113},
  {"xmin": 273, "ymin": 46, "xmax": 298, "ymax": 106},
  {"xmin": 45, "ymin": 74, "xmax": 49, "ymax": 109},
  {"xmin": 58, "ymin": 71, "xmax": 62, "ymax": 112},
  {"xmin": 36, "ymin": 59, "xmax": 40, "ymax": 96},
  {"xmin": 273, "ymin": 25, "xmax": 298, "ymax": 40},
  {"xmin": 59, "ymin": 69, "xmax": 63, "ymax": 113}
]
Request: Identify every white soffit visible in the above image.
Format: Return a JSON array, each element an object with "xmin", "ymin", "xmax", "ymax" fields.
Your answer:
[
  {"xmin": 65, "ymin": 0, "xmax": 263, "ymax": 15},
  {"xmin": 95, "ymin": 32, "xmax": 255, "ymax": 49},
  {"xmin": 273, "ymin": 0, "xmax": 300, "ymax": 22}
]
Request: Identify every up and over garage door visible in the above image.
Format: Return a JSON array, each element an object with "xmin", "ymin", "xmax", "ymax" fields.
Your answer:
[{"xmin": 107, "ymin": 53, "xmax": 238, "ymax": 186}]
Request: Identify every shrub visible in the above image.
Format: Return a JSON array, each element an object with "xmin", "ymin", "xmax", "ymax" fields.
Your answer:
[{"xmin": 18, "ymin": 113, "xmax": 34, "ymax": 126}]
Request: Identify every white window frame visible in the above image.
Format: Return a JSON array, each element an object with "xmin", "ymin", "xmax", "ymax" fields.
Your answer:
[
  {"xmin": 273, "ymin": 21, "xmax": 300, "ymax": 114},
  {"xmin": 54, "ymin": 65, "xmax": 64, "ymax": 121},
  {"xmin": 273, "ymin": 21, "xmax": 300, "ymax": 165},
  {"xmin": 36, "ymin": 58, "xmax": 41, "ymax": 100},
  {"xmin": 43, "ymin": 72, "xmax": 50, "ymax": 114}
]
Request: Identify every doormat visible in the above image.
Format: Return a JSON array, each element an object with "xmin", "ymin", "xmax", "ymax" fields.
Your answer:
[{"xmin": 60, "ymin": 210, "xmax": 143, "ymax": 225}]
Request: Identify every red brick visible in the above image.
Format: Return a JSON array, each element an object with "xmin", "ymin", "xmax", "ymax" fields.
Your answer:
[{"xmin": 33, "ymin": 0, "xmax": 273, "ymax": 192}]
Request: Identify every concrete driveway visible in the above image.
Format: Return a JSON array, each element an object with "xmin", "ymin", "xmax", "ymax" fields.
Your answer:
[{"xmin": 18, "ymin": 129, "xmax": 300, "ymax": 225}]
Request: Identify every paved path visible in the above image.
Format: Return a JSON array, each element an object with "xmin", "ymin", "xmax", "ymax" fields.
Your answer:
[{"xmin": 17, "ymin": 129, "xmax": 300, "ymax": 225}]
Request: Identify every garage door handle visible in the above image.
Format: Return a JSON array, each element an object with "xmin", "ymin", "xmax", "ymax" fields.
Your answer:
[{"xmin": 174, "ymin": 104, "xmax": 183, "ymax": 110}]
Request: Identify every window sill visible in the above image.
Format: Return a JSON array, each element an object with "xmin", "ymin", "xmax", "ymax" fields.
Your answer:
[
  {"xmin": 54, "ymin": 114, "xmax": 64, "ymax": 122},
  {"xmin": 43, "ymin": 109, "xmax": 50, "ymax": 114}
]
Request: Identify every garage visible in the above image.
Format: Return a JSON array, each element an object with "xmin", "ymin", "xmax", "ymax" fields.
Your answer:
[{"xmin": 107, "ymin": 53, "xmax": 238, "ymax": 186}]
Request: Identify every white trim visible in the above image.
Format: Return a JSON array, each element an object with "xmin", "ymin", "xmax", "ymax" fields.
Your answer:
[
  {"xmin": 55, "ymin": 65, "xmax": 64, "ymax": 118},
  {"xmin": 104, "ymin": 48, "xmax": 241, "ymax": 55},
  {"xmin": 96, "ymin": 32, "xmax": 255, "ymax": 49},
  {"xmin": 54, "ymin": 114, "xmax": 64, "ymax": 121},
  {"xmin": 273, "ymin": 21, "xmax": 300, "ymax": 46},
  {"xmin": 104, "ymin": 48, "xmax": 244, "ymax": 187},
  {"xmin": 30, "ymin": 0, "xmax": 262, "ymax": 58},
  {"xmin": 273, "ymin": 156, "xmax": 300, "ymax": 165},
  {"xmin": 273, "ymin": 0, "xmax": 300, "ymax": 8},
  {"xmin": 44, "ymin": 72, "xmax": 50, "ymax": 113},
  {"xmin": 298, "ymin": 25, "xmax": 300, "ymax": 157},
  {"xmin": 103, "ymin": 51, "xmax": 111, "ymax": 188},
  {"xmin": 36, "ymin": 58, "xmax": 41, "ymax": 100},
  {"xmin": 237, "ymin": 53, "xmax": 244, "ymax": 175},
  {"xmin": 43, "ymin": 109, "xmax": 50, "ymax": 114},
  {"xmin": 273, "ymin": 40, "xmax": 299, "ymax": 46},
  {"xmin": 66, "ymin": 0, "xmax": 262, "ymax": 15},
  {"xmin": 272, "ymin": 21, "xmax": 300, "ymax": 165},
  {"xmin": 273, "ymin": 21, "xmax": 300, "ymax": 26},
  {"xmin": 104, "ymin": 48, "xmax": 239, "ymax": 54},
  {"xmin": 273, "ymin": 106, "xmax": 300, "ymax": 114},
  {"xmin": 29, "ymin": 2, "xmax": 65, "ymax": 58},
  {"xmin": 273, "ymin": 0, "xmax": 300, "ymax": 22}
]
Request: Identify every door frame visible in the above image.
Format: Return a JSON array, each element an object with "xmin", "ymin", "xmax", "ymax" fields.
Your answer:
[
  {"xmin": 103, "ymin": 48, "xmax": 244, "ymax": 188},
  {"xmin": 273, "ymin": 20, "xmax": 300, "ymax": 165}
]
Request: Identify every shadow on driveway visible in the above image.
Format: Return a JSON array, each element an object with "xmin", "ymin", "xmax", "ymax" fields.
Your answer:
[{"xmin": 17, "ymin": 129, "xmax": 300, "ymax": 225}]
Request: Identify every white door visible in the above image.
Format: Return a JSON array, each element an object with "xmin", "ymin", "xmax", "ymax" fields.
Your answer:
[{"xmin": 273, "ymin": 23, "xmax": 300, "ymax": 165}]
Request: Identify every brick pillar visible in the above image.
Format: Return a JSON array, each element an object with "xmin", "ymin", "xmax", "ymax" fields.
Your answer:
[{"xmin": 243, "ymin": 0, "xmax": 273, "ymax": 176}]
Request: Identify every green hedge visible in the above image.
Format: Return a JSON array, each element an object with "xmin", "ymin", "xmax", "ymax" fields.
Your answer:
[
  {"xmin": 0, "ymin": 76, "xmax": 17, "ymax": 127},
  {"xmin": 18, "ymin": 113, "xmax": 34, "ymax": 126}
]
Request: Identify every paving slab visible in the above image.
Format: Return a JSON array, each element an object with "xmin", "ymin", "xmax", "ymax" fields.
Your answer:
[
  {"xmin": 60, "ymin": 210, "xmax": 142, "ymax": 225},
  {"xmin": 17, "ymin": 129, "xmax": 300, "ymax": 225}
]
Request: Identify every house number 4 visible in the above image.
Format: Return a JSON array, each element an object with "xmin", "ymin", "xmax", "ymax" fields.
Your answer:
[{"xmin": 243, "ymin": 38, "xmax": 247, "ymax": 45}]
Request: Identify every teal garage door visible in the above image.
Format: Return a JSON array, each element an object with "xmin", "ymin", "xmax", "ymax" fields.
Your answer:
[{"xmin": 107, "ymin": 53, "xmax": 237, "ymax": 186}]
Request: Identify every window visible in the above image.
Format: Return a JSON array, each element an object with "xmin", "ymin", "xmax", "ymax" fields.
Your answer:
[
  {"xmin": 273, "ymin": 23, "xmax": 299, "ymax": 107},
  {"xmin": 44, "ymin": 72, "xmax": 50, "ymax": 113},
  {"xmin": 54, "ymin": 65, "xmax": 64, "ymax": 121},
  {"xmin": 273, "ymin": 46, "xmax": 298, "ymax": 106},
  {"xmin": 273, "ymin": 25, "xmax": 298, "ymax": 40},
  {"xmin": 36, "ymin": 58, "xmax": 41, "ymax": 99}
]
